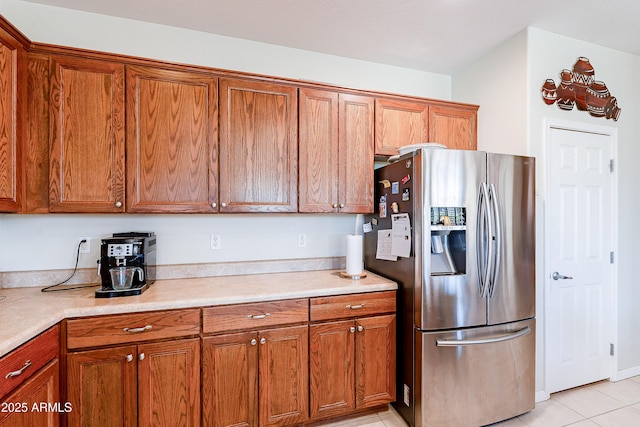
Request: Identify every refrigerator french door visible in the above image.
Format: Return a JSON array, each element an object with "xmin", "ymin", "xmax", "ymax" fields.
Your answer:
[{"xmin": 364, "ymin": 148, "xmax": 535, "ymax": 427}]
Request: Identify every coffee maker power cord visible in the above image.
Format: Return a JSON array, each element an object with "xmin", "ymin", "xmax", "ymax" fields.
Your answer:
[{"xmin": 41, "ymin": 239, "xmax": 100, "ymax": 293}]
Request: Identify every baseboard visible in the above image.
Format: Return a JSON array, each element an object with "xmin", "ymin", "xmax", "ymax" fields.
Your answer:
[
  {"xmin": 535, "ymin": 390, "xmax": 550, "ymax": 402},
  {"xmin": 613, "ymin": 365, "xmax": 640, "ymax": 381}
]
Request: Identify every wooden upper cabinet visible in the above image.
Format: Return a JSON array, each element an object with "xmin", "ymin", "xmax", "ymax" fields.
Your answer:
[
  {"xmin": 219, "ymin": 78, "xmax": 298, "ymax": 213},
  {"xmin": 299, "ymin": 89, "xmax": 373, "ymax": 213},
  {"xmin": 339, "ymin": 94, "xmax": 374, "ymax": 213},
  {"xmin": 428, "ymin": 103, "xmax": 478, "ymax": 150},
  {"xmin": 0, "ymin": 25, "xmax": 24, "ymax": 213},
  {"xmin": 298, "ymin": 89, "xmax": 338, "ymax": 213},
  {"xmin": 374, "ymin": 98, "xmax": 429, "ymax": 156},
  {"xmin": 49, "ymin": 56, "xmax": 125, "ymax": 212},
  {"xmin": 125, "ymin": 66, "xmax": 218, "ymax": 213}
]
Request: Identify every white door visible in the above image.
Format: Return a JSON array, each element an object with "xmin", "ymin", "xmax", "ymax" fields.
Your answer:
[{"xmin": 546, "ymin": 123, "xmax": 615, "ymax": 394}]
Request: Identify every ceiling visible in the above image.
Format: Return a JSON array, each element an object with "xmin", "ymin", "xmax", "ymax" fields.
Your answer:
[{"xmin": 20, "ymin": 0, "xmax": 640, "ymax": 75}]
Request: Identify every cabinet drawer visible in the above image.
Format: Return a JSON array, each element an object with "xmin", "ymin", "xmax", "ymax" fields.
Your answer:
[
  {"xmin": 203, "ymin": 299, "xmax": 308, "ymax": 334},
  {"xmin": 310, "ymin": 291, "xmax": 396, "ymax": 322},
  {"xmin": 0, "ymin": 324, "xmax": 59, "ymax": 399},
  {"xmin": 66, "ymin": 309, "xmax": 201, "ymax": 349}
]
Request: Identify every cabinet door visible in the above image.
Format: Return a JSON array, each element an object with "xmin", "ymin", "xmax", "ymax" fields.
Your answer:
[
  {"xmin": 355, "ymin": 315, "xmax": 396, "ymax": 408},
  {"xmin": 0, "ymin": 26, "xmax": 23, "ymax": 212},
  {"xmin": 309, "ymin": 320, "xmax": 355, "ymax": 419},
  {"xmin": 49, "ymin": 56, "xmax": 125, "ymax": 212},
  {"xmin": 137, "ymin": 338, "xmax": 200, "ymax": 427},
  {"xmin": 374, "ymin": 98, "xmax": 428, "ymax": 156},
  {"xmin": 202, "ymin": 332, "xmax": 258, "ymax": 427},
  {"xmin": 126, "ymin": 66, "xmax": 218, "ymax": 213},
  {"xmin": 219, "ymin": 78, "xmax": 298, "ymax": 212},
  {"xmin": 298, "ymin": 88, "xmax": 338, "ymax": 213},
  {"xmin": 259, "ymin": 325, "xmax": 308, "ymax": 427},
  {"xmin": 0, "ymin": 360, "xmax": 60, "ymax": 427},
  {"xmin": 428, "ymin": 104, "xmax": 478, "ymax": 150},
  {"xmin": 66, "ymin": 346, "xmax": 137, "ymax": 427},
  {"xmin": 24, "ymin": 52, "xmax": 50, "ymax": 213},
  {"xmin": 338, "ymin": 94, "xmax": 374, "ymax": 213}
]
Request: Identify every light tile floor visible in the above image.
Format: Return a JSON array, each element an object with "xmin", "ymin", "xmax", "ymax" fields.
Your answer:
[{"xmin": 317, "ymin": 376, "xmax": 640, "ymax": 427}]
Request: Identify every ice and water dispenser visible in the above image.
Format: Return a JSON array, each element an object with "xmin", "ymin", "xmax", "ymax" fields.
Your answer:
[{"xmin": 430, "ymin": 207, "xmax": 466, "ymax": 275}]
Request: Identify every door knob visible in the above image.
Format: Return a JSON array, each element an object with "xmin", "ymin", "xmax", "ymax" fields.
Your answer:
[{"xmin": 552, "ymin": 271, "xmax": 573, "ymax": 280}]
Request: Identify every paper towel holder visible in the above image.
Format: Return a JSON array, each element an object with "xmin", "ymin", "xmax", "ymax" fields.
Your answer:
[{"xmin": 340, "ymin": 271, "xmax": 368, "ymax": 280}]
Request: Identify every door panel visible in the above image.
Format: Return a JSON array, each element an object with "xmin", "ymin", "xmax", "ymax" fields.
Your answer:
[
  {"xmin": 547, "ymin": 126, "xmax": 612, "ymax": 393},
  {"xmin": 66, "ymin": 346, "xmax": 137, "ymax": 427},
  {"xmin": 309, "ymin": 320, "xmax": 355, "ymax": 418},
  {"xmin": 419, "ymin": 149, "xmax": 486, "ymax": 330},
  {"xmin": 137, "ymin": 339, "xmax": 200, "ymax": 427},
  {"xmin": 259, "ymin": 325, "xmax": 308, "ymax": 427},
  {"xmin": 417, "ymin": 319, "xmax": 535, "ymax": 427},
  {"xmin": 202, "ymin": 332, "xmax": 258, "ymax": 427},
  {"xmin": 486, "ymin": 154, "xmax": 536, "ymax": 324}
]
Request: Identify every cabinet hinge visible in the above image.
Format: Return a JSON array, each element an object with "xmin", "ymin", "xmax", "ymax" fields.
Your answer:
[
  {"xmin": 610, "ymin": 252, "xmax": 615, "ymax": 264},
  {"xmin": 610, "ymin": 343, "xmax": 615, "ymax": 356},
  {"xmin": 610, "ymin": 159, "xmax": 615, "ymax": 173}
]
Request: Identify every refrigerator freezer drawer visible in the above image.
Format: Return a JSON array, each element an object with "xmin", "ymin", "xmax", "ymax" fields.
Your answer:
[{"xmin": 416, "ymin": 319, "xmax": 535, "ymax": 427}]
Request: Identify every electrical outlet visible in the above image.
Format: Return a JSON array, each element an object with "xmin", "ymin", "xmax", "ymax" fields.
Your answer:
[
  {"xmin": 298, "ymin": 234, "xmax": 307, "ymax": 248},
  {"xmin": 79, "ymin": 237, "xmax": 91, "ymax": 254},
  {"xmin": 210, "ymin": 235, "xmax": 221, "ymax": 250}
]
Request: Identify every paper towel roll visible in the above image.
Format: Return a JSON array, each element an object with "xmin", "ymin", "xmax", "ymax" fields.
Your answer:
[{"xmin": 346, "ymin": 234, "xmax": 364, "ymax": 275}]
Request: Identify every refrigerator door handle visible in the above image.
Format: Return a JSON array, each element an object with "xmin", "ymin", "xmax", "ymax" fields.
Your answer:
[
  {"xmin": 488, "ymin": 183, "xmax": 501, "ymax": 297},
  {"xmin": 476, "ymin": 183, "xmax": 492, "ymax": 297},
  {"xmin": 435, "ymin": 326, "xmax": 531, "ymax": 347}
]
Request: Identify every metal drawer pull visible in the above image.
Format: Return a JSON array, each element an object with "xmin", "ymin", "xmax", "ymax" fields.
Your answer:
[
  {"xmin": 122, "ymin": 325, "xmax": 153, "ymax": 333},
  {"xmin": 126, "ymin": 354, "xmax": 133, "ymax": 362},
  {"xmin": 139, "ymin": 353, "xmax": 145, "ymax": 361},
  {"xmin": 346, "ymin": 304, "xmax": 365, "ymax": 310},
  {"xmin": 250, "ymin": 339, "xmax": 257, "ymax": 346},
  {"xmin": 349, "ymin": 327, "xmax": 356, "ymax": 333},
  {"xmin": 357, "ymin": 325, "xmax": 364, "ymax": 332},
  {"xmin": 248, "ymin": 313, "xmax": 271, "ymax": 319},
  {"xmin": 260, "ymin": 338, "xmax": 266, "ymax": 345},
  {"xmin": 436, "ymin": 327, "xmax": 531, "ymax": 347},
  {"xmin": 5, "ymin": 360, "xmax": 31, "ymax": 379}
]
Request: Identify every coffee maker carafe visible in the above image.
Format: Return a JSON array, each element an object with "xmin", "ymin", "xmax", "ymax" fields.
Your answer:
[{"xmin": 97, "ymin": 232, "xmax": 156, "ymax": 298}]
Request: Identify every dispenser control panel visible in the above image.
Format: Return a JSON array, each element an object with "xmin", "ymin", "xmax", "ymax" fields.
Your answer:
[{"xmin": 108, "ymin": 243, "xmax": 134, "ymax": 257}]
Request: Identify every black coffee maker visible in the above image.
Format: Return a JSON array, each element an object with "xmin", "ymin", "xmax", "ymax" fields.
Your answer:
[{"xmin": 97, "ymin": 232, "xmax": 156, "ymax": 298}]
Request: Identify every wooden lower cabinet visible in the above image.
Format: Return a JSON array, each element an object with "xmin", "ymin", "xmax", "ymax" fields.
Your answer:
[
  {"xmin": 202, "ymin": 325, "xmax": 308, "ymax": 427},
  {"xmin": 310, "ymin": 315, "xmax": 396, "ymax": 420},
  {"xmin": 0, "ymin": 360, "xmax": 60, "ymax": 427},
  {"xmin": 66, "ymin": 338, "xmax": 199, "ymax": 427}
]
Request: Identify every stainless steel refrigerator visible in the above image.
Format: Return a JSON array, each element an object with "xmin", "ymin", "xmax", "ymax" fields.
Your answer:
[{"xmin": 364, "ymin": 148, "xmax": 535, "ymax": 427}]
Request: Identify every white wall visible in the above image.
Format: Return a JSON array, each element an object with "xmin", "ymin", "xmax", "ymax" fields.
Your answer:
[
  {"xmin": 0, "ymin": 0, "xmax": 451, "ymax": 99},
  {"xmin": 453, "ymin": 26, "xmax": 640, "ymax": 392},
  {"xmin": 452, "ymin": 29, "xmax": 529, "ymax": 155},
  {"xmin": 0, "ymin": 0, "xmax": 452, "ymax": 275}
]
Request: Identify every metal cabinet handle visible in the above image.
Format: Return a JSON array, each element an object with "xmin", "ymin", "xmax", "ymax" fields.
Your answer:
[
  {"xmin": 221, "ymin": 202, "xmax": 227, "ymax": 208},
  {"xmin": 552, "ymin": 272, "xmax": 573, "ymax": 280},
  {"xmin": 115, "ymin": 201, "xmax": 123, "ymax": 208},
  {"xmin": 346, "ymin": 304, "xmax": 365, "ymax": 310},
  {"xmin": 139, "ymin": 353, "xmax": 145, "ymax": 361},
  {"xmin": 126, "ymin": 354, "xmax": 133, "ymax": 362},
  {"xmin": 250, "ymin": 338, "xmax": 257, "ymax": 346},
  {"xmin": 247, "ymin": 313, "xmax": 271, "ymax": 319},
  {"xmin": 349, "ymin": 326, "xmax": 356, "ymax": 333},
  {"xmin": 339, "ymin": 203, "xmax": 345, "ymax": 208},
  {"xmin": 5, "ymin": 360, "xmax": 31, "ymax": 379},
  {"xmin": 357, "ymin": 325, "xmax": 364, "ymax": 332},
  {"xmin": 211, "ymin": 202, "xmax": 217, "ymax": 208},
  {"xmin": 260, "ymin": 338, "xmax": 266, "ymax": 345},
  {"xmin": 122, "ymin": 325, "xmax": 152, "ymax": 333}
]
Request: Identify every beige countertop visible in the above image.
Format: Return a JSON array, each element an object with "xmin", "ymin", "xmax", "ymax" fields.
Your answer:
[{"xmin": 0, "ymin": 269, "xmax": 396, "ymax": 357}]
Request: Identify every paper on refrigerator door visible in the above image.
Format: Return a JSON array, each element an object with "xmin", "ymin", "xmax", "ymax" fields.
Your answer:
[
  {"xmin": 375, "ymin": 230, "xmax": 397, "ymax": 261},
  {"xmin": 391, "ymin": 213, "xmax": 412, "ymax": 257}
]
